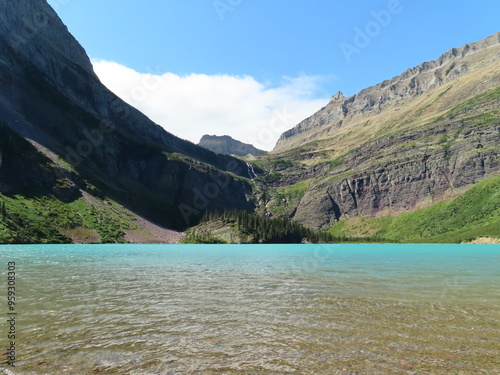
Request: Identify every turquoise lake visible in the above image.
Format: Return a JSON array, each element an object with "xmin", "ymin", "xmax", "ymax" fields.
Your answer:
[{"xmin": 0, "ymin": 244, "xmax": 499, "ymax": 374}]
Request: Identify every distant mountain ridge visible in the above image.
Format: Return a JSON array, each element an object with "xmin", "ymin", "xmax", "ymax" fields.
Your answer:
[
  {"xmin": 198, "ymin": 135, "xmax": 267, "ymax": 156},
  {"xmin": 274, "ymin": 32, "xmax": 500, "ymax": 153}
]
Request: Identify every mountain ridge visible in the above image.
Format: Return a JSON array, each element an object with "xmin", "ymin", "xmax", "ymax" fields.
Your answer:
[
  {"xmin": 273, "ymin": 32, "xmax": 500, "ymax": 153},
  {"xmin": 257, "ymin": 32, "xmax": 500, "ymax": 231},
  {"xmin": 198, "ymin": 134, "xmax": 267, "ymax": 156},
  {"xmin": 0, "ymin": 0, "xmax": 255, "ymax": 234}
]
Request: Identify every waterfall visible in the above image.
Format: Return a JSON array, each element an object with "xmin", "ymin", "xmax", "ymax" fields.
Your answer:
[{"xmin": 246, "ymin": 162, "xmax": 256, "ymax": 180}]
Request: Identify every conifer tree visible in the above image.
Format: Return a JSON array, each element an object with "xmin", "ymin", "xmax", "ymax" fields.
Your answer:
[{"xmin": 1, "ymin": 201, "xmax": 6, "ymax": 219}]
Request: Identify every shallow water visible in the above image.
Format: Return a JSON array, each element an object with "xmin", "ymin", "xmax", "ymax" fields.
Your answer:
[{"xmin": 0, "ymin": 244, "xmax": 499, "ymax": 374}]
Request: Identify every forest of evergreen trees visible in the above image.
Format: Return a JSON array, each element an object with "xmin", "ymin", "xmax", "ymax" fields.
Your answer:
[{"xmin": 196, "ymin": 210, "xmax": 372, "ymax": 244}]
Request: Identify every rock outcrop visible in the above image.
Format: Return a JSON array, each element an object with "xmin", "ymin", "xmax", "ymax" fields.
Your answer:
[{"xmin": 198, "ymin": 135, "xmax": 267, "ymax": 156}]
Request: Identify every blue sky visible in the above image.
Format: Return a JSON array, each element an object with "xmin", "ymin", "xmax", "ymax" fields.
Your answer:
[{"xmin": 49, "ymin": 0, "xmax": 500, "ymax": 149}]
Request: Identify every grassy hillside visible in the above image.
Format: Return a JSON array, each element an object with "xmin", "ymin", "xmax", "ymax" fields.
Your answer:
[
  {"xmin": 329, "ymin": 176, "xmax": 500, "ymax": 243},
  {"xmin": 0, "ymin": 121, "xmax": 153, "ymax": 244},
  {"xmin": 0, "ymin": 191, "xmax": 141, "ymax": 244}
]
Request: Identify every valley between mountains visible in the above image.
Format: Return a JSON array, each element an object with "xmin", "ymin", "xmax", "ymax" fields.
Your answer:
[{"xmin": 0, "ymin": 0, "xmax": 499, "ymax": 244}]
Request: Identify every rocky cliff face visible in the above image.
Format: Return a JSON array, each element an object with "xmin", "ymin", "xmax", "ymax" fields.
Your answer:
[
  {"xmin": 263, "ymin": 33, "xmax": 500, "ymax": 230},
  {"xmin": 274, "ymin": 32, "xmax": 500, "ymax": 153},
  {"xmin": 292, "ymin": 96, "xmax": 500, "ymax": 229},
  {"xmin": 198, "ymin": 135, "xmax": 267, "ymax": 156},
  {"xmin": 0, "ymin": 0, "xmax": 254, "ymax": 229}
]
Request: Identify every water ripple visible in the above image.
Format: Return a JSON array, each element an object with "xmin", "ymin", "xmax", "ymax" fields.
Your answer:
[{"xmin": 2, "ymin": 244, "xmax": 499, "ymax": 374}]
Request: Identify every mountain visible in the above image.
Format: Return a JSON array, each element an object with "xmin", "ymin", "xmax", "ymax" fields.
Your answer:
[
  {"xmin": 198, "ymin": 135, "xmax": 267, "ymax": 156},
  {"xmin": 0, "ymin": 0, "xmax": 498, "ymax": 244},
  {"xmin": 255, "ymin": 33, "xmax": 500, "ymax": 235},
  {"xmin": 274, "ymin": 33, "xmax": 500, "ymax": 153},
  {"xmin": 329, "ymin": 176, "xmax": 500, "ymax": 243},
  {"xmin": 0, "ymin": 0, "xmax": 255, "ymax": 242}
]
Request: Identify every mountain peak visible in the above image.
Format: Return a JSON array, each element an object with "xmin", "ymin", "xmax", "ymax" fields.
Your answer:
[
  {"xmin": 329, "ymin": 91, "xmax": 345, "ymax": 103},
  {"xmin": 198, "ymin": 135, "xmax": 267, "ymax": 156},
  {"xmin": 0, "ymin": 0, "xmax": 96, "ymax": 78}
]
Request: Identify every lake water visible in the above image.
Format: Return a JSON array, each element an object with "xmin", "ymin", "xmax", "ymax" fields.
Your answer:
[{"xmin": 0, "ymin": 244, "xmax": 499, "ymax": 374}]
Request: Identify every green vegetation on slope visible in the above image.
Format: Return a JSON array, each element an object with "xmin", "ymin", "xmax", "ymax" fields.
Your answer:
[
  {"xmin": 0, "ymin": 193, "xmax": 71, "ymax": 244},
  {"xmin": 330, "ymin": 176, "xmax": 500, "ymax": 243},
  {"xmin": 0, "ymin": 192, "xmax": 137, "ymax": 244},
  {"xmin": 0, "ymin": 121, "xmax": 143, "ymax": 244},
  {"xmin": 266, "ymin": 179, "xmax": 311, "ymax": 217},
  {"xmin": 183, "ymin": 210, "xmax": 389, "ymax": 244},
  {"xmin": 442, "ymin": 86, "xmax": 500, "ymax": 119}
]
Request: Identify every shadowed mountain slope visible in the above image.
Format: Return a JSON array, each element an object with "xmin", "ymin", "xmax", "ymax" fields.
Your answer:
[{"xmin": 0, "ymin": 0, "xmax": 254, "ymax": 236}]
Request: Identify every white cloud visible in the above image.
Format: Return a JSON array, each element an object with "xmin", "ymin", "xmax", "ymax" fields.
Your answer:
[{"xmin": 92, "ymin": 60, "xmax": 330, "ymax": 151}]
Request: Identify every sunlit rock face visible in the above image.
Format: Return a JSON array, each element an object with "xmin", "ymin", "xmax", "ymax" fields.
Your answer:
[{"xmin": 274, "ymin": 33, "xmax": 500, "ymax": 153}]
